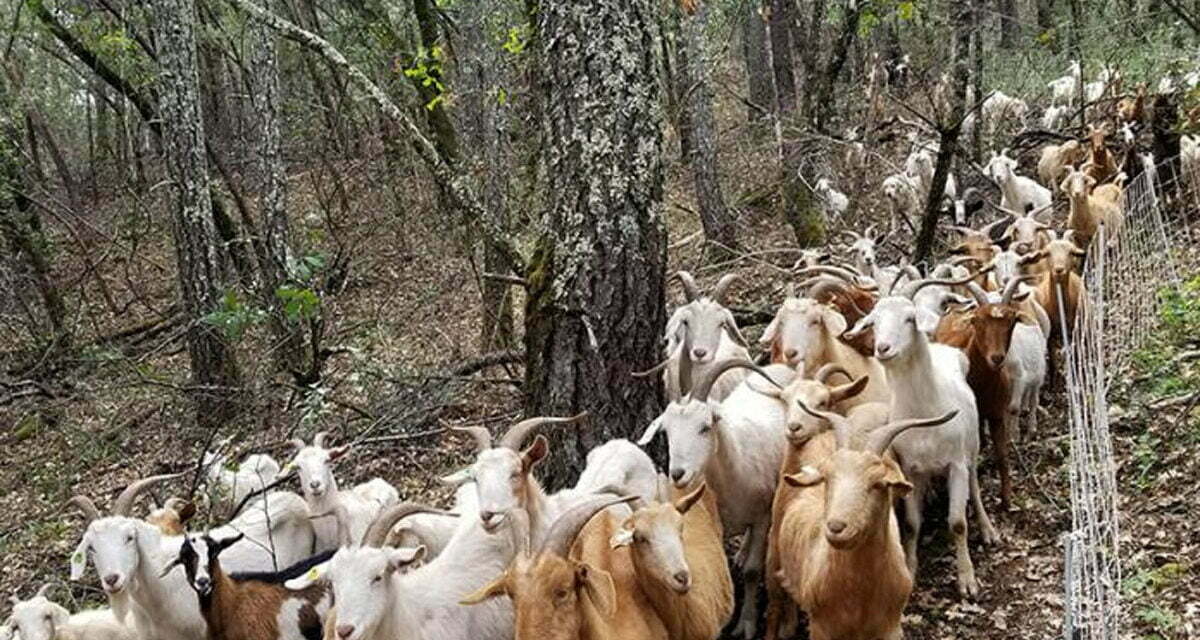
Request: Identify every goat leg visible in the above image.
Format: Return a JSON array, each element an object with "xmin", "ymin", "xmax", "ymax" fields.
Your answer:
[{"xmin": 948, "ymin": 464, "xmax": 980, "ymax": 599}]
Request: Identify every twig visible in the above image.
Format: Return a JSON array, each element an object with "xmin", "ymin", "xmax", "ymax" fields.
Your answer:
[{"xmin": 482, "ymin": 272, "xmax": 528, "ymax": 288}]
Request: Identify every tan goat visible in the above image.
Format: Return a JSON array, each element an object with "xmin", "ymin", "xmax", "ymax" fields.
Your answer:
[
  {"xmin": 1030, "ymin": 232, "xmax": 1089, "ymax": 381},
  {"xmin": 771, "ymin": 400, "xmax": 958, "ymax": 640},
  {"xmin": 1037, "ymin": 139, "xmax": 1087, "ymax": 190},
  {"xmin": 608, "ymin": 483, "xmax": 733, "ymax": 640},
  {"xmin": 462, "ymin": 494, "xmax": 666, "ymax": 640},
  {"xmin": 1061, "ymin": 166, "xmax": 1123, "ymax": 250}
]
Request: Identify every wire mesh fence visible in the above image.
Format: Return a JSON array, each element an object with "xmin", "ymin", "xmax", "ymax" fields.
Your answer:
[{"xmin": 1061, "ymin": 157, "xmax": 1189, "ymax": 640}]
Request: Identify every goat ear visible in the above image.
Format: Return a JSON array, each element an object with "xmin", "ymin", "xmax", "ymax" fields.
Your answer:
[
  {"xmin": 758, "ymin": 313, "xmax": 782, "ymax": 346},
  {"xmin": 177, "ymin": 501, "xmax": 197, "ymax": 524},
  {"xmin": 459, "ymin": 572, "xmax": 508, "ymax": 606},
  {"xmin": 636, "ymin": 418, "xmax": 663, "ymax": 447},
  {"xmin": 389, "ymin": 546, "xmax": 426, "ymax": 573},
  {"xmin": 69, "ymin": 534, "xmax": 90, "ymax": 580},
  {"xmin": 215, "ymin": 532, "xmax": 246, "ymax": 553},
  {"xmin": 674, "ymin": 482, "xmax": 706, "ymax": 514},
  {"xmin": 609, "ymin": 526, "xmax": 634, "ymax": 549},
  {"xmin": 881, "ymin": 460, "xmax": 913, "ymax": 497},
  {"xmin": 576, "ymin": 563, "xmax": 617, "ymax": 618},
  {"xmin": 843, "ymin": 311, "xmax": 876, "ymax": 340},
  {"xmin": 822, "ymin": 307, "xmax": 848, "ymax": 336},
  {"xmin": 948, "ymin": 243, "xmax": 968, "ymax": 255},
  {"xmin": 829, "ymin": 376, "xmax": 870, "ymax": 404},
  {"xmin": 1013, "ymin": 290, "xmax": 1032, "ymax": 303},
  {"xmin": 915, "ymin": 308, "xmax": 940, "ymax": 336},
  {"xmin": 439, "ymin": 467, "xmax": 474, "ymax": 487},
  {"xmin": 783, "ymin": 466, "xmax": 824, "ymax": 487},
  {"xmin": 521, "ymin": 435, "xmax": 549, "ymax": 472}
]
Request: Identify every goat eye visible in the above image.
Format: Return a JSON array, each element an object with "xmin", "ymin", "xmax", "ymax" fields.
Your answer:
[
  {"xmin": 699, "ymin": 424, "xmax": 710, "ymax": 434},
  {"xmin": 554, "ymin": 588, "xmax": 569, "ymax": 601},
  {"xmin": 372, "ymin": 574, "xmax": 383, "ymax": 584}
]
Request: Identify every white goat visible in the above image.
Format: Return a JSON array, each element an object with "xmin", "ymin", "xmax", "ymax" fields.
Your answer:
[
  {"xmin": 638, "ymin": 359, "xmax": 797, "ymax": 639},
  {"xmin": 1047, "ymin": 60, "xmax": 1081, "ymax": 106},
  {"xmin": 1041, "ymin": 105, "xmax": 1070, "ymax": 131},
  {"xmin": 905, "ymin": 147, "xmax": 957, "ymax": 201},
  {"xmin": 985, "ymin": 150, "xmax": 1052, "ymax": 213},
  {"xmin": 6, "ymin": 586, "xmax": 134, "ymax": 640},
  {"xmin": 813, "ymin": 178, "xmax": 849, "ymax": 218},
  {"xmin": 203, "ymin": 441, "xmax": 280, "ymax": 511},
  {"xmin": 288, "ymin": 432, "xmax": 398, "ymax": 551},
  {"xmin": 980, "ymin": 91, "xmax": 1029, "ymax": 141},
  {"xmin": 647, "ymin": 271, "xmax": 751, "ymax": 403},
  {"xmin": 843, "ymin": 281, "xmax": 998, "ymax": 599}
]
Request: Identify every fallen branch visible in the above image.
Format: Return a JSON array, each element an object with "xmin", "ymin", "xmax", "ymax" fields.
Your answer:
[{"xmin": 451, "ymin": 350, "xmax": 523, "ymax": 377}]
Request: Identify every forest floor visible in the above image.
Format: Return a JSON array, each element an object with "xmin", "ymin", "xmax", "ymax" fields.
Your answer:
[{"xmin": 1, "ymin": 146, "xmax": 1198, "ymax": 639}]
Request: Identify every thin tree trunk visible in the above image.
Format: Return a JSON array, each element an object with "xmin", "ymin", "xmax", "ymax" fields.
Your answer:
[
  {"xmin": 155, "ymin": 0, "xmax": 243, "ymax": 430},
  {"xmin": 0, "ymin": 72, "xmax": 71, "ymax": 351},
  {"xmin": 681, "ymin": 1, "xmax": 737, "ymax": 262},
  {"xmin": 997, "ymin": 0, "xmax": 1019, "ymax": 48},
  {"xmin": 524, "ymin": 0, "xmax": 666, "ymax": 486},
  {"xmin": 971, "ymin": 19, "xmax": 984, "ymax": 162},
  {"xmin": 28, "ymin": 110, "xmax": 80, "ymax": 209},
  {"xmin": 673, "ymin": 23, "xmax": 694, "ymax": 163},
  {"xmin": 913, "ymin": 0, "xmax": 973, "ymax": 265},
  {"xmin": 768, "ymin": 0, "xmax": 798, "ymax": 113},
  {"xmin": 813, "ymin": 0, "xmax": 863, "ymax": 130},
  {"xmin": 742, "ymin": 4, "xmax": 771, "ymax": 120},
  {"xmin": 1036, "ymin": 0, "xmax": 1056, "ymax": 37}
]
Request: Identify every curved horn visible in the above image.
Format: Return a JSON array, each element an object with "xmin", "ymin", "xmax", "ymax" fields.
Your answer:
[
  {"xmin": 964, "ymin": 281, "xmax": 990, "ymax": 306},
  {"xmin": 807, "ymin": 280, "xmax": 870, "ymax": 318},
  {"xmin": 1000, "ymin": 275, "xmax": 1027, "ymax": 305},
  {"xmin": 113, "ymin": 473, "xmax": 183, "ymax": 517},
  {"xmin": 980, "ymin": 217, "xmax": 1011, "ymax": 237},
  {"xmin": 313, "ymin": 431, "xmax": 331, "ymax": 448},
  {"xmin": 839, "ymin": 229, "xmax": 863, "ymax": 242},
  {"xmin": 499, "ymin": 413, "xmax": 589, "ymax": 451},
  {"xmin": 712, "ymin": 274, "xmax": 739, "ymax": 305},
  {"xmin": 66, "ymin": 496, "xmax": 102, "ymax": 522},
  {"xmin": 590, "ymin": 484, "xmax": 647, "ymax": 511},
  {"xmin": 540, "ymin": 494, "xmax": 636, "ymax": 558},
  {"xmin": 793, "ymin": 397, "xmax": 852, "ymax": 449},
  {"xmin": 962, "ymin": 186, "xmax": 980, "ymax": 200},
  {"xmin": 289, "ymin": 438, "xmax": 306, "ymax": 451},
  {"xmin": 673, "ymin": 271, "xmax": 700, "ymax": 302},
  {"xmin": 632, "ymin": 356, "xmax": 672, "ymax": 378},
  {"xmin": 795, "ymin": 265, "xmax": 862, "ymax": 284},
  {"xmin": 690, "ymin": 359, "xmax": 782, "ymax": 403},
  {"xmin": 864, "ymin": 223, "xmax": 878, "ymax": 240},
  {"xmin": 948, "ymin": 255, "xmax": 983, "ymax": 266},
  {"xmin": 899, "ymin": 269, "xmax": 991, "ymax": 300},
  {"xmin": 452, "ymin": 426, "xmax": 493, "ymax": 453},
  {"xmin": 814, "ymin": 364, "xmax": 852, "ymax": 384},
  {"xmin": 35, "ymin": 584, "xmax": 53, "ymax": 598},
  {"xmin": 362, "ymin": 502, "xmax": 457, "ymax": 548},
  {"xmin": 867, "ymin": 410, "xmax": 959, "ymax": 456},
  {"xmin": 831, "ymin": 262, "xmax": 863, "ymax": 276},
  {"xmin": 944, "ymin": 225, "xmax": 977, "ymax": 235}
]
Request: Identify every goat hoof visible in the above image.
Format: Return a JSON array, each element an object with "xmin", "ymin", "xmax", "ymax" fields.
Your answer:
[
  {"xmin": 958, "ymin": 575, "xmax": 981, "ymax": 599},
  {"xmin": 733, "ymin": 618, "xmax": 758, "ymax": 640}
]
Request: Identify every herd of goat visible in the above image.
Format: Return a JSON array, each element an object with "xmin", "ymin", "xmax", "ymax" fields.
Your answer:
[{"xmin": 4, "ymin": 59, "xmax": 1200, "ymax": 640}]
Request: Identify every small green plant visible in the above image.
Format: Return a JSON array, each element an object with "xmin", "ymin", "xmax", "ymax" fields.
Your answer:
[
  {"xmin": 401, "ymin": 46, "xmax": 447, "ymax": 111},
  {"xmin": 1135, "ymin": 605, "xmax": 1181, "ymax": 637},
  {"xmin": 1123, "ymin": 562, "xmax": 1186, "ymax": 597},
  {"xmin": 1131, "ymin": 431, "xmax": 1163, "ymax": 489},
  {"xmin": 1157, "ymin": 276, "xmax": 1200, "ymax": 345},
  {"xmin": 203, "ymin": 290, "xmax": 267, "ymax": 342}
]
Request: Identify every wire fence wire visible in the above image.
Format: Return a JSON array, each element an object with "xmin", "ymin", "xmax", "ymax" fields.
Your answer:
[{"xmin": 1061, "ymin": 157, "xmax": 1188, "ymax": 640}]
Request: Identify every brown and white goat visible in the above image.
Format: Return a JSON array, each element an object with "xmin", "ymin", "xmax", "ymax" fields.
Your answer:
[
  {"xmin": 162, "ymin": 533, "xmax": 334, "ymax": 640},
  {"xmin": 791, "ymin": 266, "xmax": 880, "ymax": 357},
  {"xmin": 945, "ymin": 219, "xmax": 1010, "ymax": 290},
  {"xmin": 146, "ymin": 498, "xmax": 196, "ymax": 536},
  {"xmin": 608, "ymin": 483, "xmax": 733, "ymax": 640},
  {"xmin": 461, "ymin": 494, "xmax": 665, "ymax": 640},
  {"xmin": 770, "ymin": 401, "xmax": 958, "ymax": 640},
  {"xmin": 932, "ymin": 278, "xmax": 1037, "ymax": 509}
]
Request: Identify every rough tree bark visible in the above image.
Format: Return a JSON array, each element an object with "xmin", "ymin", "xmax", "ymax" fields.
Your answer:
[
  {"xmin": 524, "ymin": 0, "xmax": 667, "ymax": 486},
  {"xmin": 155, "ymin": 0, "xmax": 242, "ymax": 429},
  {"xmin": 681, "ymin": 1, "xmax": 737, "ymax": 262},
  {"xmin": 741, "ymin": 3, "xmax": 772, "ymax": 120},
  {"xmin": 249, "ymin": 3, "xmax": 306, "ymax": 372},
  {"xmin": 912, "ymin": 0, "xmax": 973, "ymax": 265}
]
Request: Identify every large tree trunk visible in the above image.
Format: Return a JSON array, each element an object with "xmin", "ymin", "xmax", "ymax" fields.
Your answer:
[
  {"xmin": 524, "ymin": 0, "xmax": 667, "ymax": 486},
  {"xmin": 768, "ymin": 0, "xmax": 798, "ymax": 113},
  {"xmin": 681, "ymin": 1, "xmax": 737, "ymax": 262},
  {"xmin": 155, "ymin": 0, "xmax": 242, "ymax": 430},
  {"xmin": 741, "ymin": 4, "xmax": 772, "ymax": 120},
  {"xmin": 913, "ymin": 0, "xmax": 973, "ymax": 265}
]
